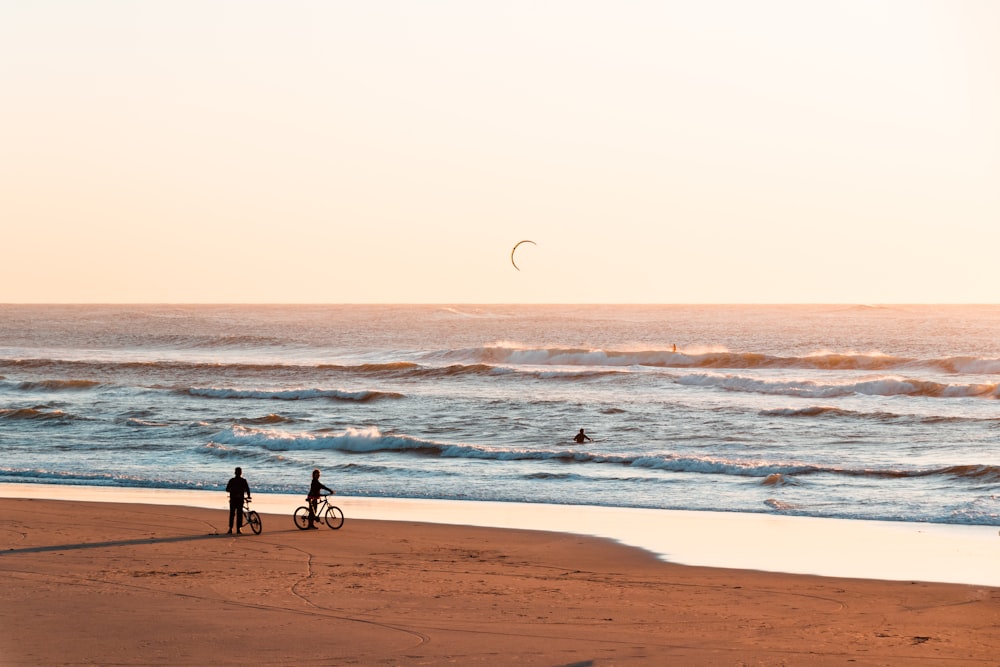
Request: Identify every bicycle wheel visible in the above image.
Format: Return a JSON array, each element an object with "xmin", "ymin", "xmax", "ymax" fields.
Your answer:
[
  {"xmin": 325, "ymin": 505, "xmax": 344, "ymax": 530},
  {"xmin": 293, "ymin": 506, "xmax": 312, "ymax": 530},
  {"xmin": 247, "ymin": 511, "xmax": 262, "ymax": 535}
]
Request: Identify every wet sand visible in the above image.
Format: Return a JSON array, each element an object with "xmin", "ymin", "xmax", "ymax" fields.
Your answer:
[
  {"xmin": 3, "ymin": 483, "xmax": 998, "ymax": 586},
  {"xmin": 1, "ymin": 497, "xmax": 997, "ymax": 665}
]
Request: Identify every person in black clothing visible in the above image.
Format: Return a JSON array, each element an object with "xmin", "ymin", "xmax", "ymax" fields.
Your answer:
[
  {"xmin": 306, "ymin": 468, "xmax": 333, "ymax": 529},
  {"xmin": 225, "ymin": 466, "xmax": 251, "ymax": 534},
  {"xmin": 573, "ymin": 428, "xmax": 592, "ymax": 444}
]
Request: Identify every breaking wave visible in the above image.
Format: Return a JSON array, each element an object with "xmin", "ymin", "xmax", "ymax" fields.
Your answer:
[
  {"xmin": 16, "ymin": 379, "xmax": 102, "ymax": 391},
  {"xmin": 208, "ymin": 426, "xmax": 1000, "ymax": 484},
  {"xmin": 762, "ymin": 473, "xmax": 801, "ymax": 486},
  {"xmin": 764, "ymin": 498, "xmax": 800, "ymax": 510},
  {"xmin": 761, "ymin": 406, "xmax": 866, "ymax": 418},
  {"xmin": 679, "ymin": 373, "xmax": 998, "ymax": 399},
  {"xmin": 123, "ymin": 418, "xmax": 170, "ymax": 427},
  {"xmin": 181, "ymin": 387, "xmax": 404, "ymax": 401},
  {"xmin": 237, "ymin": 413, "xmax": 296, "ymax": 425},
  {"xmin": 0, "ymin": 407, "xmax": 81, "ymax": 422},
  {"xmin": 185, "ymin": 335, "xmax": 289, "ymax": 348},
  {"xmin": 8, "ymin": 344, "xmax": 1000, "ymax": 375},
  {"xmin": 432, "ymin": 345, "xmax": 1000, "ymax": 374},
  {"xmin": 760, "ymin": 406, "xmax": 1000, "ymax": 424},
  {"xmin": 0, "ymin": 468, "xmax": 223, "ymax": 490}
]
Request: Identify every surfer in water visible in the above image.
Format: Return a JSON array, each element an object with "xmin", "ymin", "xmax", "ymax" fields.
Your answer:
[{"xmin": 573, "ymin": 428, "xmax": 592, "ymax": 444}]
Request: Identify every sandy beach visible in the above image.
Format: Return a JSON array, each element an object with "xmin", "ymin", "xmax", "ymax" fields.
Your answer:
[{"xmin": 1, "ymin": 497, "xmax": 997, "ymax": 666}]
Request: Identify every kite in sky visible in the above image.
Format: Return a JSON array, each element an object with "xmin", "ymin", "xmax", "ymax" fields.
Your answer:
[{"xmin": 510, "ymin": 240, "xmax": 536, "ymax": 271}]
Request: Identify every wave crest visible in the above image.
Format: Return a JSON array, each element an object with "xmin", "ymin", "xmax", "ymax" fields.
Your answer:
[
  {"xmin": 0, "ymin": 407, "xmax": 78, "ymax": 422},
  {"xmin": 237, "ymin": 413, "xmax": 296, "ymax": 425},
  {"xmin": 16, "ymin": 379, "xmax": 101, "ymax": 391},
  {"xmin": 207, "ymin": 426, "xmax": 1000, "ymax": 489},
  {"xmin": 183, "ymin": 387, "xmax": 404, "ymax": 401},
  {"xmin": 681, "ymin": 373, "xmax": 998, "ymax": 399},
  {"xmin": 431, "ymin": 345, "xmax": 1000, "ymax": 375}
]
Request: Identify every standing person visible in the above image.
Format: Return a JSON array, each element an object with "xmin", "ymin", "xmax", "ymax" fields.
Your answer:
[
  {"xmin": 225, "ymin": 466, "xmax": 251, "ymax": 534},
  {"xmin": 573, "ymin": 428, "xmax": 592, "ymax": 444},
  {"xmin": 306, "ymin": 468, "xmax": 333, "ymax": 529}
]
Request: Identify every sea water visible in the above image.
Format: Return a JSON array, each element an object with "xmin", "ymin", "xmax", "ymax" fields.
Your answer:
[{"xmin": 1, "ymin": 304, "xmax": 998, "ymax": 528}]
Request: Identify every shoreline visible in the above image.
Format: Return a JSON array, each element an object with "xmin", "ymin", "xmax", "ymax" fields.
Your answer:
[
  {"xmin": 1, "ymin": 495, "xmax": 998, "ymax": 665},
  {"xmin": 2, "ymin": 482, "xmax": 998, "ymax": 586}
]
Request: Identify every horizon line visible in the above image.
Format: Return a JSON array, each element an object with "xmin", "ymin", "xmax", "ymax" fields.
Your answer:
[{"xmin": 2, "ymin": 302, "xmax": 999, "ymax": 307}]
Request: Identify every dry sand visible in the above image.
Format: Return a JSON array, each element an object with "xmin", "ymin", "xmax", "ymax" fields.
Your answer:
[{"xmin": 0, "ymin": 498, "xmax": 997, "ymax": 666}]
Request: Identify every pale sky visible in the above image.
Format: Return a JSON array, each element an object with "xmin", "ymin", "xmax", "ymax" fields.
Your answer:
[{"xmin": 2, "ymin": 0, "xmax": 998, "ymax": 303}]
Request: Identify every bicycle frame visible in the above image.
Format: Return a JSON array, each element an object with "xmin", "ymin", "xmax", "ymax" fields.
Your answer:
[
  {"xmin": 293, "ymin": 494, "xmax": 344, "ymax": 530},
  {"xmin": 239, "ymin": 498, "xmax": 262, "ymax": 534}
]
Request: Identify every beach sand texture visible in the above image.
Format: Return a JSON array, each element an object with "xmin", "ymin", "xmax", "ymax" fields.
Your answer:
[{"xmin": 1, "ymin": 499, "xmax": 998, "ymax": 665}]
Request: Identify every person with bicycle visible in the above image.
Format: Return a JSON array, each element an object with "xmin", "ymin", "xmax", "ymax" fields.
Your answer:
[
  {"xmin": 225, "ymin": 466, "xmax": 252, "ymax": 534},
  {"xmin": 306, "ymin": 468, "xmax": 333, "ymax": 530}
]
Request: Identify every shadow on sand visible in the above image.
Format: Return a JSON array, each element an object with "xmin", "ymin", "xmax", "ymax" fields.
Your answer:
[{"xmin": 0, "ymin": 531, "xmax": 254, "ymax": 556}]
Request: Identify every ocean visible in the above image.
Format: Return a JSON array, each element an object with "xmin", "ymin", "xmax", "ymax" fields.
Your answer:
[{"xmin": 1, "ymin": 304, "xmax": 998, "ymax": 528}]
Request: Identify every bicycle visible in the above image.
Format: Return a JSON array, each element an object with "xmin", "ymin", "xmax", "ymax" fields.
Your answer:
[
  {"xmin": 293, "ymin": 494, "xmax": 344, "ymax": 530},
  {"xmin": 239, "ymin": 498, "xmax": 263, "ymax": 535}
]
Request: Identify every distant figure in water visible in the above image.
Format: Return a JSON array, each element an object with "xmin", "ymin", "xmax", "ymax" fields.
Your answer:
[
  {"xmin": 573, "ymin": 428, "xmax": 592, "ymax": 444},
  {"xmin": 672, "ymin": 343, "xmax": 677, "ymax": 353}
]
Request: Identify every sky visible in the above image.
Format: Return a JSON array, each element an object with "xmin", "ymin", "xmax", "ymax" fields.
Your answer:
[{"xmin": 2, "ymin": 0, "xmax": 999, "ymax": 304}]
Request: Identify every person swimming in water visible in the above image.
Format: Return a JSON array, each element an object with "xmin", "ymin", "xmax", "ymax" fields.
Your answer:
[{"xmin": 573, "ymin": 428, "xmax": 592, "ymax": 444}]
